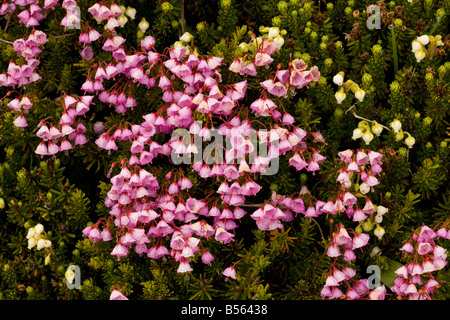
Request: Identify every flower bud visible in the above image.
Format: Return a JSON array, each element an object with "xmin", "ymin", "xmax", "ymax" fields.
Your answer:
[
  {"xmin": 394, "ymin": 18, "xmax": 402, "ymax": 28},
  {"xmin": 27, "ymin": 227, "xmax": 36, "ymax": 239},
  {"xmin": 196, "ymin": 22, "xmax": 205, "ymax": 32},
  {"xmin": 273, "ymin": 35, "xmax": 284, "ymax": 48},
  {"xmin": 370, "ymin": 247, "xmax": 382, "ymax": 257},
  {"xmin": 45, "ymin": 254, "xmax": 51, "ymax": 265},
  {"xmin": 372, "ymin": 44, "xmax": 382, "ymax": 56},
  {"xmin": 318, "ymin": 77, "xmax": 327, "ymax": 87},
  {"xmin": 117, "ymin": 14, "xmax": 128, "ymax": 27},
  {"xmin": 377, "ymin": 205, "xmax": 389, "ymax": 215},
  {"xmin": 125, "ymin": 7, "xmax": 136, "ymax": 20},
  {"xmin": 435, "ymin": 8, "xmax": 445, "ymax": 19},
  {"xmin": 344, "ymin": 7, "xmax": 352, "ymax": 16},
  {"xmin": 334, "ymin": 107, "xmax": 343, "ymax": 118},
  {"xmin": 268, "ymin": 27, "xmax": 280, "ymax": 39},
  {"xmin": 137, "ymin": 30, "xmax": 145, "ymax": 39},
  {"xmin": 0, "ymin": 198, "xmax": 4, "ymax": 209},
  {"xmin": 374, "ymin": 225, "xmax": 385, "ymax": 239},
  {"xmin": 272, "ymin": 16, "xmax": 282, "ymax": 27},
  {"xmin": 138, "ymin": 18, "xmax": 149, "ymax": 33},
  {"xmin": 371, "ymin": 121, "xmax": 383, "ymax": 136},
  {"xmin": 359, "ymin": 182, "xmax": 370, "ymax": 194},
  {"xmin": 375, "ymin": 213, "xmax": 383, "ymax": 224},
  {"xmin": 358, "ymin": 120, "xmax": 370, "ymax": 130},
  {"xmin": 277, "ymin": 1, "xmax": 288, "ymax": 13},
  {"xmin": 65, "ymin": 269, "xmax": 75, "ymax": 284},
  {"xmin": 36, "ymin": 239, "xmax": 46, "ymax": 250},
  {"xmin": 411, "ymin": 40, "xmax": 422, "ymax": 53},
  {"xmin": 161, "ymin": 2, "xmax": 173, "ymax": 13},
  {"xmin": 395, "ymin": 130, "xmax": 404, "ymax": 141},
  {"xmin": 398, "ymin": 147, "xmax": 407, "ymax": 157},
  {"xmin": 34, "ymin": 224, "xmax": 44, "ymax": 235},
  {"xmin": 404, "ymin": 135, "xmax": 415, "ymax": 148},
  {"xmin": 362, "ymin": 220, "xmax": 374, "ymax": 232},
  {"xmin": 390, "ymin": 81, "xmax": 400, "ymax": 93},
  {"xmin": 362, "ymin": 73, "xmax": 372, "ymax": 87},
  {"xmin": 93, "ymin": 121, "xmax": 106, "ymax": 135},
  {"xmin": 28, "ymin": 237, "xmax": 37, "ymax": 249},
  {"xmin": 180, "ymin": 32, "xmax": 193, "ymax": 42},
  {"xmin": 435, "ymin": 35, "xmax": 444, "ymax": 46}
]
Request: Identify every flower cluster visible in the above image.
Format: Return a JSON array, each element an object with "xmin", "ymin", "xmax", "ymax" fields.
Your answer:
[
  {"xmin": 319, "ymin": 149, "xmax": 393, "ymax": 300},
  {"xmin": 13, "ymin": 29, "xmax": 48, "ymax": 60},
  {"xmin": 321, "ymin": 223, "xmax": 388, "ymax": 299},
  {"xmin": 16, "ymin": 1, "xmax": 46, "ymax": 28},
  {"xmin": 26, "ymin": 223, "xmax": 52, "ymax": 265},
  {"xmin": 389, "ymin": 119, "xmax": 416, "ymax": 149},
  {"xmin": 27, "ymin": 223, "xmax": 51, "ymax": 250},
  {"xmin": 333, "ymin": 72, "xmax": 365, "ymax": 104},
  {"xmin": 351, "ymin": 120, "xmax": 384, "ymax": 145},
  {"xmin": 333, "ymin": 149, "xmax": 387, "ymax": 228},
  {"xmin": 34, "ymin": 94, "xmax": 94, "ymax": 157},
  {"xmin": 88, "ymin": 2, "xmax": 124, "ymax": 30},
  {"xmin": 60, "ymin": 0, "xmax": 80, "ymax": 29},
  {"xmin": 69, "ymin": 21, "xmax": 325, "ymax": 273},
  {"xmin": 391, "ymin": 225, "xmax": 449, "ymax": 299},
  {"xmin": 0, "ymin": 50, "xmax": 42, "ymax": 88},
  {"xmin": 411, "ymin": 35, "xmax": 444, "ymax": 63}
]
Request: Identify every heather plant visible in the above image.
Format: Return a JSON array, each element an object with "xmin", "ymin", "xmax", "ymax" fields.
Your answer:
[{"xmin": 0, "ymin": 0, "xmax": 448, "ymax": 301}]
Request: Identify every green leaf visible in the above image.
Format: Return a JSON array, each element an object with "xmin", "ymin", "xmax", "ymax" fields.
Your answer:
[{"xmin": 380, "ymin": 257, "xmax": 403, "ymax": 288}]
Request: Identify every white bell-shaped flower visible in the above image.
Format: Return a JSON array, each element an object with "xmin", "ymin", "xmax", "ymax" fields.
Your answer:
[
  {"xmin": 390, "ymin": 119, "xmax": 402, "ymax": 133},
  {"xmin": 417, "ymin": 35, "xmax": 430, "ymax": 45},
  {"xmin": 335, "ymin": 90, "xmax": 346, "ymax": 104},
  {"xmin": 352, "ymin": 128, "xmax": 364, "ymax": 140},
  {"xmin": 333, "ymin": 73, "xmax": 344, "ymax": 86},
  {"xmin": 362, "ymin": 131, "xmax": 374, "ymax": 145},
  {"xmin": 374, "ymin": 225, "xmax": 385, "ymax": 240},
  {"xmin": 354, "ymin": 89, "xmax": 366, "ymax": 102},
  {"xmin": 415, "ymin": 49, "xmax": 426, "ymax": 63}
]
